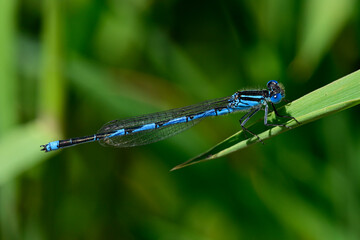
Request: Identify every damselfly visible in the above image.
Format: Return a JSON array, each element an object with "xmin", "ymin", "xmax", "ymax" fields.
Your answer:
[{"xmin": 41, "ymin": 81, "xmax": 299, "ymax": 152}]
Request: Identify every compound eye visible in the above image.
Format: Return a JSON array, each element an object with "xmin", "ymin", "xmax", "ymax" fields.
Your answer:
[
  {"xmin": 267, "ymin": 80, "xmax": 278, "ymax": 89},
  {"xmin": 271, "ymin": 93, "xmax": 282, "ymax": 104}
]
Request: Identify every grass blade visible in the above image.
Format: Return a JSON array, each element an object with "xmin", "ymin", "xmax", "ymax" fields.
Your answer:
[{"xmin": 172, "ymin": 69, "xmax": 360, "ymax": 170}]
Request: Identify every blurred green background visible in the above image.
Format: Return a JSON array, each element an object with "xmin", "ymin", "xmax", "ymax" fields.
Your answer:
[{"xmin": 0, "ymin": 0, "xmax": 360, "ymax": 239}]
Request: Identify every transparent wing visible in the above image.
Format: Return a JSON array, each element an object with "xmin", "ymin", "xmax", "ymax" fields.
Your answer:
[
  {"xmin": 97, "ymin": 96, "xmax": 232, "ymax": 148},
  {"xmin": 99, "ymin": 120, "xmax": 201, "ymax": 147}
]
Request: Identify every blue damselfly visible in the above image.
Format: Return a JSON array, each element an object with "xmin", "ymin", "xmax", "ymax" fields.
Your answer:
[{"xmin": 41, "ymin": 81, "xmax": 299, "ymax": 152}]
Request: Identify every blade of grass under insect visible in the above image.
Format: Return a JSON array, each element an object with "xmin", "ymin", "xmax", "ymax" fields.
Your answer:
[{"xmin": 172, "ymin": 69, "xmax": 360, "ymax": 170}]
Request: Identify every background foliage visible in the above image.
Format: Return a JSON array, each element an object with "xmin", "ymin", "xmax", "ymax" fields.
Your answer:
[{"xmin": 0, "ymin": 0, "xmax": 359, "ymax": 239}]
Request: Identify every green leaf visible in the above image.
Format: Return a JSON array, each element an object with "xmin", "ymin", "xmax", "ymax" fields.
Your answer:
[
  {"xmin": 172, "ymin": 69, "xmax": 360, "ymax": 170},
  {"xmin": 293, "ymin": 0, "xmax": 356, "ymax": 78}
]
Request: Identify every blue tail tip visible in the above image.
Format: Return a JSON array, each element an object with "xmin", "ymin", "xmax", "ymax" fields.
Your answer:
[{"xmin": 40, "ymin": 144, "xmax": 49, "ymax": 152}]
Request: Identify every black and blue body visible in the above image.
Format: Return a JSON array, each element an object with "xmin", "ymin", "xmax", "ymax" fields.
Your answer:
[{"xmin": 41, "ymin": 80, "xmax": 299, "ymax": 152}]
